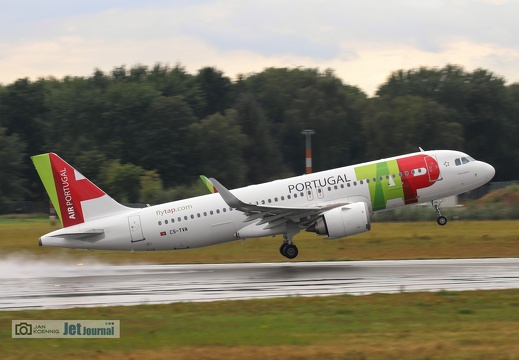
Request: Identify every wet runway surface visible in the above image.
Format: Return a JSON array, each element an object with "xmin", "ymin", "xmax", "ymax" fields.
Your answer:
[{"xmin": 2, "ymin": 258, "xmax": 519, "ymax": 310}]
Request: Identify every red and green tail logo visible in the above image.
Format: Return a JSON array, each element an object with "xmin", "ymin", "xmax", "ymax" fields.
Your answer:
[{"xmin": 32, "ymin": 153, "xmax": 105, "ymax": 227}]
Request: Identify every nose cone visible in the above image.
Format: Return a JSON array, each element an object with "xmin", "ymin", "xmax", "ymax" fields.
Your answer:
[{"xmin": 480, "ymin": 162, "xmax": 496, "ymax": 183}]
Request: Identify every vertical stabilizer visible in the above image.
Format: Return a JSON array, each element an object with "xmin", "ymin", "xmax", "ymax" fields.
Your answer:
[{"xmin": 31, "ymin": 153, "xmax": 132, "ymax": 227}]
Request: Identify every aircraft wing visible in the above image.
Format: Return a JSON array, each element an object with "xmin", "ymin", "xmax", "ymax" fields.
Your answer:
[{"xmin": 209, "ymin": 178, "xmax": 347, "ymax": 229}]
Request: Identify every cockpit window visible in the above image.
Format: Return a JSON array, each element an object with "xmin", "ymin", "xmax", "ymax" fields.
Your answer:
[{"xmin": 455, "ymin": 156, "xmax": 475, "ymax": 166}]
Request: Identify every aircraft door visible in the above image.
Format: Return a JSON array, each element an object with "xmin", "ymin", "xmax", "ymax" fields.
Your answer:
[
  {"xmin": 424, "ymin": 155, "xmax": 442, "ymax": 182},
  {"xmin": 128, "ymin": 215, "xmax": 145, "ymax": 242}
]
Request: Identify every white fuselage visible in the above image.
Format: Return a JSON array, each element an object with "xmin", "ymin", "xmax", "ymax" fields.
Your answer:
[{"xmin": 40, "ymin": 150, "xmax": 495, "ymax": 251}]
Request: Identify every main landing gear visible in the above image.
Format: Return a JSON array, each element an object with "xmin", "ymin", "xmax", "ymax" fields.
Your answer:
[
  {"xmin": 279, "ymin": 222, "xmax": 300, "ymax": 259},
  {"xmin": 432, "ymin": 199, "xmax": 448, "ymax": 226}
]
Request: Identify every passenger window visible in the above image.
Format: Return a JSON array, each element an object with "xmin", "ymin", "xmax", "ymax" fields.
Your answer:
[
  {"xmin": 287, "ymin": 195, "xmax": 291, "ymax": 199},
  {"xmin": 190, "ymin": 214, "xmax": 194, "ymax": 219},
  {"xmin": 294, "ymin": 193, "xmax": 298, "ymax": 198},
  {"xmin": 281, "ymin": 196, "xmax": 285, "ymax": 200},
  {"xmin": 203, "ymin": 212, "xmax": 207, "ymax": 216},
  {"xmin": 210, "ymin": 211, "xmax": 213, "ymax": 215},
  {"xmin": 261, "ymin": 200, "xmax": 265, "ymax": 204},
  {"xmin": 360, "ymin": 180, "xmax": 363, "ymax": 185},
  {"xmin": 158, "ymin": 221, "xmax": 162, "ymax": 226},
  {"xmin": 184, "ymin": 216, "xmax": 188, "ymax": 220},
  {"xmin": 197, "ymin": 213, "xmax": 200, "ymax": 218},
  {"xmin": 216, "ymin": 209, "xmax": 220, "ymax": 214},
  {"xmin": 223, "ymin": 208, "xmax": 226, "ymax": 212},
  {"xmin": 165, "ymin": 220, "xmax": 168, "ymax": 224},
  {"xmin": 178, "ymin": 217, "xmax": 181, "ymax": 222},
  {"xmin": 171, "ymin": 219, "xmax": 175, "ymax": 223}
]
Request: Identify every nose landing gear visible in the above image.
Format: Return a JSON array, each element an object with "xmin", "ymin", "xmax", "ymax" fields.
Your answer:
[{"xmin": 432, "ymin": 199, "xmax": 448, "ymax": 226}]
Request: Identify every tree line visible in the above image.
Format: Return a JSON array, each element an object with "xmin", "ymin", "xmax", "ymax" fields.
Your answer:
[{"xmin": 1, "ymin": 64, "xmax": 517, "ymax": 206}]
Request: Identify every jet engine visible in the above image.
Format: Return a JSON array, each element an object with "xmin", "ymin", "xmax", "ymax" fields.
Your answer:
[{"xmin": 307, "ymin": 202, "xmax": 371, "ymax": 239}]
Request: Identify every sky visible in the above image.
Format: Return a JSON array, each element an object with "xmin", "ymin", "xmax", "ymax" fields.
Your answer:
[{"xmin": 1, "ymin": 0, "xmax": 519, "ymax": 95}]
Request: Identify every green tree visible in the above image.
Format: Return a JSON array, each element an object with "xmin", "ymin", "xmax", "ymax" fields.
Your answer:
[
  {"xmin": 139, "ymin": 170, "xmax": 164, "ymax": 204},
  {"xmin": 376, "ymin": 65, "xmax": 512, "ymax": 179},
  {"xmin": 100, "ymin": 161, "xmax": 144, "ymax": 203},
  {"xmin": 196, "ymin": 67, "xmax": 233, "ymax": 118},
  {"xmin": 234, "ymin": 93, "xmax": 287, "ymax": 183},
  {"xmin": 74, "ymin": 149, "xmax": 109, "ymax": 185},
  {"xmin": 137, "ymin": 95, "xmax": 196, "ymax": 186},
  {"xmin": 0, "ymin": 127, "xmax": 27, "ymax": 203},
  {"xmin": 361, "ymin": 96, "xmax": 463, "ymax": 159},
  {"xmin": 189, "ymin": 110, "xmax": 248, "ymax": 187},
  {"xmin": 241, "ymin": 68, "xmax": 366, "ymax": 173}
]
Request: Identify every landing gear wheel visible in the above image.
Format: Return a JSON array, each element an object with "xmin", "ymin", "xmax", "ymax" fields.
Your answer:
[
  {"xmin": 432, "ymin": 199, "xmax": 448, "ymax": 226},
  {"xmin": 279, "ymin": 242, "xmax": 287, "ymax": 256},
  {"xmin": 282, "ymin": 244, "xmax": 299, "ymax": 259},
  {"xmin": 437, "ymin": 216, "xmax": 448, "ymax": 226}
]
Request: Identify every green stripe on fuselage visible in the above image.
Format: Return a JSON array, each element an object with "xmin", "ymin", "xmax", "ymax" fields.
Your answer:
[
  {"xmin": 354, "ymin": 160, "xmax": 404, "ymax": 211},
  {"xmin": 31, "ymin": 153, "xmax": 62, "ymax": 225}
]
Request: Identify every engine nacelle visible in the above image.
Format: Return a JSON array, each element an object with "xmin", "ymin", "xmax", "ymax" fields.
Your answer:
[{"xmin": 307, "ymin": 202, "xmax": 371, "ymax": 239}]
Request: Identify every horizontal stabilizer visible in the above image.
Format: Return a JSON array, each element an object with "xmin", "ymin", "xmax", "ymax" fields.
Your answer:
[{"xmin": 49, "ymin": 229, "xmax": 105, "ymax": 240}]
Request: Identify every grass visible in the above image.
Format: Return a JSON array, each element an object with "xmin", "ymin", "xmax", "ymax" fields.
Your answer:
[
  {"xmin": 1, "ymin": 217, "xmax": 518, "ymax": 264},
  {"xmin": 2, "ymin": 290, "xmax": 519, "ymax": 359},
  {"xmin": 2, "ymin": 217, "xmax": 519, "ymax": 359}
]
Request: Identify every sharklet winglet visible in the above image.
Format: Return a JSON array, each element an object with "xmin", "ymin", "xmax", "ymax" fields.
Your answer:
[{"xmin": 200, "ymin": 175, "xmax": 218, "ymax": 193}]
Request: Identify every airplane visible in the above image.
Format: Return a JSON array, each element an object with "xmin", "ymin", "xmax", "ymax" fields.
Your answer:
[{"xmin": 32, "ymin": 149, "xmax": 495, "ymax": 259}]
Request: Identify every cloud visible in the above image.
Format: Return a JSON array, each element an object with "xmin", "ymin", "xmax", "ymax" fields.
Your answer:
[{"xmin": 2, "ymin": 0, "xmax": 519, "ymax": 95}]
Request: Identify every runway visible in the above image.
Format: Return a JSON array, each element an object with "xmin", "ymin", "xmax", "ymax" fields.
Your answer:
[{"xmin": 1, "ymin": 258, "xmax": 519, "ymax": 310}]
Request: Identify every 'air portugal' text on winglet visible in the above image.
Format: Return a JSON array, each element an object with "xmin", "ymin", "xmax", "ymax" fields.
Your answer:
[{"xmin": 32, "ymin": 149, "xmax": 495, "ymax": 259}]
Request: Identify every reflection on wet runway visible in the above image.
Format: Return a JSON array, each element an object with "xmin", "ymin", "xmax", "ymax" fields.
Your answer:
[{"xmin": 1, "ymin": 258, "xmax": 519, "ymax": 310}]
